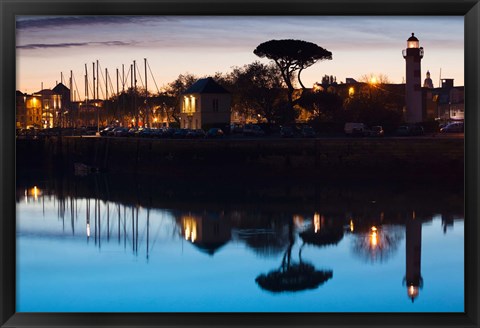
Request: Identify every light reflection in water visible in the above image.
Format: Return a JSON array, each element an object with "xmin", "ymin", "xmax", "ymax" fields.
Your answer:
[
  {"xmin": 183, "ymin": 216, "xmax": 198, "ymax": 242},
  {"xmin": 15, "ymin": 178, "xmax": 464, "ymax": 312},
  {"xmin": 24, "ymin": 186, "xmax": 42, "ymax": 203},
  {"xmin": 370, "ymin": 226, "xmax": 378, "ymax": 247},
  {"xmin": 313, "ymin": 213, "xmax": 321, "ymax": 233}
]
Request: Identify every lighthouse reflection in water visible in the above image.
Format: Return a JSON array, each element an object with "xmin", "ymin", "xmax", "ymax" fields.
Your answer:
[{"xmin": 16, "ymin": 177, "xmax": 464, "ymax": 312}]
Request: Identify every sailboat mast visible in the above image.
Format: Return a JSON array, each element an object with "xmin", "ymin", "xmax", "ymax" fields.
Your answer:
[
  {"xmin": 133, "ymin": 60, "xmax": 137, "ymax": 127},
  {"xmin": 85, "ymin": 64, "xmax": 88, "ymax": 128},
  {"xmin": 92, "ymin": 62, "xmax": 96, "ymax": 100},
  {"xmin": 105, "ymin": 68, "xmax": 108, "ymax": 101},
  {"xmin": 96, "ymin": 60, "xmax": 99, "ymax": 102},
  {"xmin": 145, "ymin": 58, "xmax": 148, "ymax": 127},
  {"xmin": 116, "ymin": 68, "xmax": 119, "ymax": 97},
  {"xmin": 70, "ymin": 70, "xmax": 73, "ymax": 128}
]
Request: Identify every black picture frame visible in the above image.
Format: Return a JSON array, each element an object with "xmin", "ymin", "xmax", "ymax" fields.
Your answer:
[{"xmin": 1, "ymin": 0, "xmax": 479, "ymax": 327}]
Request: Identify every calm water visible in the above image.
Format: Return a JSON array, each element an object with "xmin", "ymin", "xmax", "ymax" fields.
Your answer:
[{"xmin": 16, "ymin": 174, "xmax": 464, "ymax": 312}]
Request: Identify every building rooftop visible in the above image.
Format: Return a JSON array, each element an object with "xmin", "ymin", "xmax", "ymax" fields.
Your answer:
[
  {"xmin": 53, "ymin": 82, "xmax": 70, "ymax": 94},
  {"xmin": 34, "ymin": 89, "xmax": 56, "ymax": 96},
  {"xmin": 183, "ymin": 77, "xmax": 229, "ymax": 94}
]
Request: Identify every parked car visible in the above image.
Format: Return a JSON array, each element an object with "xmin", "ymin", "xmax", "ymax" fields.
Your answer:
[
  {"xmin": 369, "ymin": 126, "xmax": 384, "ymax": 137},
  {"xmin": 17, "ymin": 127, "xmax": 39, "ymax": 139},
  {"xmin": 107, "ymin": 127, "xmax": 121, "ymax": 136},
  {"xmin": 127, "ymin": 127, "xmax": 138, "ymax": 137},
  {"xmin": 100, "ymin": 126, "xmax": 115, "ymax": 136},
  {"xmin": 186, "ymin": 129, "xmax": 206, "ymax": 139},
  {"xmin": 301, "ymin": 126, "xmax": 316, "ymax": 138},
  {"xmin": 161, "ymin": 127, "xmax": 176, "ymax": 138},
  {"xmin": 230, "ymin": 123, "xmax": 244, "ymax": 134},
  {"xmin": 409, "ymin": 125, "xmax": 424, "ymax": 136},
  {"xmin": 352, "ymin": 127, "xmax": 369, "ymax": 137},
  {"xmin": 280, "ymin": 126, "xmax": 295, "ymax": 138},
  {"xmin": 86, "ymin": 127, "xmax": 98, "ymax": 135},
  {"xmin": 113, "ymin": 127, "xmax": 129, "ymax": 137},
  {"xmin": 440, "ymin": 122, "xmax": 464, "ymax": 133},
  {"xmin": 243, "ymin": 124, "xmax": 265, "ymax": 137},
  {"xmin": 396, "ymin": 126, "xmax": 410, "ymax": 136},
  {"xmin": 206, "ymin": 128, "xmax": 224, "ymax": 138},
  {"xmin": 172, "ymin": 128, "xmax": 190, "ymax": 139},
  {"xmin": 396, "ymin": 125, "xmax": 424, "ymax": 136},
  {"xmin": 135, "ymin": 128, "xmax": 154, "ymax": 138},
  {"xmin": 344, "ymin": 122, "xmax": 367, "ymax": 136},
  {"xmin": 150, "ymin": 128, "xmax": 165, "ymax": 138}
]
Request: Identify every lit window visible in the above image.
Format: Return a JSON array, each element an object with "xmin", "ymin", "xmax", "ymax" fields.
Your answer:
[{"xmin": 348, "ymin": 87, "xmax": 355, "ymax": 96}]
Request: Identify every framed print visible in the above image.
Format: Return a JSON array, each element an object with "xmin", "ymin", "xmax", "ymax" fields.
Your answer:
[{"xmin": 1, "ymin": 0, "xmax": 479, "ymax": 327}]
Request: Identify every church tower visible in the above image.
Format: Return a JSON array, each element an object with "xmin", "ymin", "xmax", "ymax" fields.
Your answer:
[{"xmin": 423, "ymin": 71, "xmax": 434, "ymax": 88}]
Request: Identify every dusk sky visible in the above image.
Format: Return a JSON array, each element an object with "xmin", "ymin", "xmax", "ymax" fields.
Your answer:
[{"xmin": 16, "ymin": 16, "xmax": 464, "ymax": 98}]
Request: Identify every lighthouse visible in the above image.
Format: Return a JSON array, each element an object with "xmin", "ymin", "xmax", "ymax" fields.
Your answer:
[
  {"xmin": 403, "ymin": 33, "xmax": 424, "ymax": 123},
  {"xmin": 404, "ymin": 214, "xmax": 423, "ymax": 302}
]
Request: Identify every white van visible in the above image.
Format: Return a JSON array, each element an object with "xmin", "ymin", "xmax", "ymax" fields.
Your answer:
[{"xmin": 344, "ymin": 122, "xmax": 367, "ymax": 136}]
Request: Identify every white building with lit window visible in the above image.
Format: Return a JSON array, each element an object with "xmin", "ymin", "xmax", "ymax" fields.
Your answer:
[{"xmin": 180, "ymin": 77, "xmax": 231, "ymax": 130}]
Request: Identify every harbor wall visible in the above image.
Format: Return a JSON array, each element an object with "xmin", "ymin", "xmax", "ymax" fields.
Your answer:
[{"xmin": 16, "ymin": 137, "xmax": 464, "ymax": 182}]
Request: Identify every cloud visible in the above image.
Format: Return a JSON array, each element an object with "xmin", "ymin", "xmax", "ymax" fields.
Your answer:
[
  {"xmin": 17, "ymin": 40, "xmax": 133, "ymax": 50},
  {"xmin": 17, "ymin": 42, "xmax": 88, "ymax": 49},
  {"xmin": 16, "ymin": 16, "xmax": 172, "ymax": 30},
  {"xmin": 91, "ymin": 41, "xmax": 134, "ymax": 46}
]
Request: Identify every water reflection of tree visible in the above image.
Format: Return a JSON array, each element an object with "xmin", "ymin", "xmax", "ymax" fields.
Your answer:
[
  {"xmin": 351, "ymin": 225, "xmax": 404, "ymax": 263},
  {"xmin": 236, "ymin": 228, "xmax": 289, "ymax": 258},
  {"xmin": 255, "ymin": 220, "xmax": 333, "ymax": 293},
  {"xmin": 233, "ymin": 212, "xmax": 291, "ymax": 258},
  {"xmin": 299, "ymin": 213, "xmax": 344, "ymax": 247}
]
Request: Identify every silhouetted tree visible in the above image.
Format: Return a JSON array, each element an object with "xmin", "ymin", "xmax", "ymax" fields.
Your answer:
[
  {"xmin": 340, "ymin": 75, "xmax": 404, "ymax": 131},
  {"xmin": 296, "ymin": 89, "xmax": 343, "ymax": 121},
  {"xmin": 227, "ymin": 62, "xmax": 285, "ymax": 123},
  {"xmin": 359, "ymin": 73, "xmax": 390, "ymax": 84},
  {"xmin": 162, "ymin": 73, "xmax": 198, "ymax": 123},
  {"xmin": 321, "ymin": 75, "xmax": 337, "ymax": 86},
  {"xmin": 254, "ymin": 39, "xmax": 332, "ymax": 122},
  {"xmin": 114, "ymin": 87, "xmax": 151, "ymax": 126}
]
